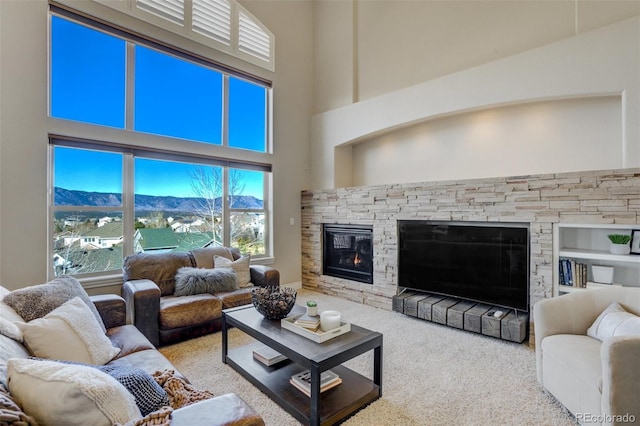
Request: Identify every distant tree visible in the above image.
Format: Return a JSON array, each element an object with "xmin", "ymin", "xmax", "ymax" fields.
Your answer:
[
  {"xmin": 53, "ymin": 212, "xmax": 91, "ymax": 276},
  {"xmin": 190, "ymin": 166, "xmax": 224, "ymax": 245},
  {"xmin": 189, "ymin": 166, "xmax": 255, "ymax": 251}
]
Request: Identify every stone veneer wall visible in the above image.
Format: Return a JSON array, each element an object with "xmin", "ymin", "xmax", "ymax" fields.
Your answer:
[{"xmin": 301, "ymin": 168, "xmax": 640, "ymax": 341}]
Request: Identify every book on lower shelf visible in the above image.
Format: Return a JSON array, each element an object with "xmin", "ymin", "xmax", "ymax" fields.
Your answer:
[
  {"xmin": 252, "ymin": 345, "xmax": 287, "ymax": 366},
  {"xmin": 289, "ymin": 369, "xmax": 342, "ymax": 397}
]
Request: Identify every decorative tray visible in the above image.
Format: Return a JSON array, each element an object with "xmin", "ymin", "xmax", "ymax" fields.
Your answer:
[{"xmin": 281, "ymin": 314, "xmax": 350, "ymax": 343}]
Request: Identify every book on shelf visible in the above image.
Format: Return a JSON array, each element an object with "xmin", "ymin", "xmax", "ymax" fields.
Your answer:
[
  {"xmin": 252, "ymin": 345, "xmax": 287, "ymax": 366},
  {"xmin": 290, "ymin": 369, "xmax": 342, "ymax": 397},
  {"xmin": 293, "ymin": 313, "xmax": 321, "ymax": 331},
  {"xmin": 559, "ymin": 258, "xmax": 587, "ymax": 288}
]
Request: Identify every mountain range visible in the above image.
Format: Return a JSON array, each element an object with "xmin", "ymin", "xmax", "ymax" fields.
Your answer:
[{"xmin": 54, "ymin": 187, "xmax": 263, "ymax": 212}]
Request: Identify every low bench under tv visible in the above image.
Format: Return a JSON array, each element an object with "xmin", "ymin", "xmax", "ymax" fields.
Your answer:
[{"xmin": 392, "ymin": 220, "xmax": 530, "ymax": 343}]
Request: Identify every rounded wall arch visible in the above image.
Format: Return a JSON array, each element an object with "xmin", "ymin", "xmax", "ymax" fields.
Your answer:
[{"xmin": 310, "ymin": 16, "xmax": 640, "ymax": 190}]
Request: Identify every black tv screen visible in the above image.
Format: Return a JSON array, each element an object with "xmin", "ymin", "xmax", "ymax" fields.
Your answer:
[{"xmin": 398, "ymin": 221, "xmax": 530, "ymax": 312}]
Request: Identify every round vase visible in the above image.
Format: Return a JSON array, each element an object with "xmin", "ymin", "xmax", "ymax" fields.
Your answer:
[
  {"xmin": 307, "ymin": 305, "xmax": 318, "ymax": 316},
  {"xmin": 609, "ymin": 242, "xmax": 630, "ymax": 255}
]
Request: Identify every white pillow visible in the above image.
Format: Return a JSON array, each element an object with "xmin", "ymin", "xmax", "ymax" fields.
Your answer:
[
  {"xmin": 7, "ymin": 358, "xmax": 141, "ymax": 426},
  {"xmin": 0, "ymin": 316, "xmax": 22, "ymax": 342},
  {"xmin": 587, "ymin": 302, "xmax": 640, "ymax": 341},
  {"xmin": 17, "ymin": 297, "xmax": 120, "ymax": 365},
  {"xmin": 214, "ymin": 255, "xmax": 252, "ymax": 287}
]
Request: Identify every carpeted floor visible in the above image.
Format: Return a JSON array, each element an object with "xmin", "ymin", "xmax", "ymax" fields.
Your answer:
[{"xmin": 159, "ymin": 289, "xmax": 575, "ymax": 425}]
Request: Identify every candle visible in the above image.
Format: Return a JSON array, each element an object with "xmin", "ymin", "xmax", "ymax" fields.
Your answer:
[{"xmin": 320, "ymin": 310, "xmax": 341, "ymax": 331}]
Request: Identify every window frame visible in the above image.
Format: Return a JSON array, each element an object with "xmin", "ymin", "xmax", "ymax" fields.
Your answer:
[
  {"xmin": 47, "ymin": 9, "xmax": 274, "ymax": 285},
  {"xmin": 89, "ymin": 0, "xmax": 276, "ymax": 71}
]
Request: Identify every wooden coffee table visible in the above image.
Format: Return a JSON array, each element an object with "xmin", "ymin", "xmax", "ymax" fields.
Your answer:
[{"xmin": 222, "ymin": 304, "xmax": 383, "ymax": 426}]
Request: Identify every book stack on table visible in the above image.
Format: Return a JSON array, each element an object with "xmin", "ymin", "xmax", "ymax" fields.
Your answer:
[
  {"xmin": 293, "ymin": 313, "xmax": 321, "ymax": 331},
  {"xmin": 290, "ymin": 369, "xmax": 342, "ymax": 397},
  {"xmin": 252, "ymin": 345, "xmax": 287, "ymax": 366}
]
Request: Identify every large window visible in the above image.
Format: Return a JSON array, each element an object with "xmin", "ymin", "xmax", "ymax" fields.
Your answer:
[{"xmin": 49, "ymin": 13, "xmax": 272, "ymax": 279}]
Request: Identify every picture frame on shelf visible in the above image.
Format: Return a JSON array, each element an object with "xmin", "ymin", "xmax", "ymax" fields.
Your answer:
[{"xmin": 631, "ymin": 230, "xmax": 640, "ymax": 255}]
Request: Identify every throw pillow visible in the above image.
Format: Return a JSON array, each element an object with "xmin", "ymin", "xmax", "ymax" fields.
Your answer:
[
  {"xmin": 7, "ymin": 358, "xmax": 141, "ymax": 426},
  {"xmin": 214, "ymin": 255, "xmax": 252, "ymax": 287},
  {"xmin": 3, "ymin": 275, "xmax": 106, "ymax": 332},
  {"xmin": 17, "ymin": 297, "xmax": 120, "ymax": 365},
  {"xmin": 0, "ymin": 316, "xmax": 23, "ymax": 342},
  {"xmin": 174, "ymin": 267, "xmax": 239, "ymax": 296},
  {"xmin": 587, "ymin": 302, "xmax": 640, "ymax": 341},
  {"xmin": 97, "ymin": 365, "xmax": 169, "ymax": 416},
  {"xmin": 0, "ymin": 286, "xmax": 26, "ymax": 322}
]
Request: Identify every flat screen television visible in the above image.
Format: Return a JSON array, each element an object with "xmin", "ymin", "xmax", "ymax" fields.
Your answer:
[{"xmin": 398, "ymin": 220, "xmax": 530, "ymax": 312}]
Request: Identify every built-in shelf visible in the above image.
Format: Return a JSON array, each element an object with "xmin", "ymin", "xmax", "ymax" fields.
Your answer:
[
  {"xmin": 557, "ymin": 248, "xmax": 640, "ymax": 264},
  {"xmin": 557, "ymin": 281, "xmax": 624, "ymax": 294},
  {"xmin": 553, "ymin": 223, "xmax": 640, "ymax": 297}
]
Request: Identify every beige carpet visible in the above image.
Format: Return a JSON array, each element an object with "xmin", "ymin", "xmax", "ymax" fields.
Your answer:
[{"xmin": 160, "ymin": 289, "xmax": 574, "ymax": 425}]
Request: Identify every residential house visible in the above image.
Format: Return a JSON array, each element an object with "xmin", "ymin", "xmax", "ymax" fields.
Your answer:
[
  {"xmin": 170, "ymin": 218, "xmax": 206, "ymax": 233},
  {"xmin": 80, "ymin": 222, "xmax": 123, "ymax": 250},
  {"xmin": 134, "ymin": 228, "xmax": 179, "ymax": 254}
]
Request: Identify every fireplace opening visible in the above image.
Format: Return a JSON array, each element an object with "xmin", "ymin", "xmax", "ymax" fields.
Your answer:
[{"xmin": 323, "ymin": 224, "xmax": 373, "ymax": 284}]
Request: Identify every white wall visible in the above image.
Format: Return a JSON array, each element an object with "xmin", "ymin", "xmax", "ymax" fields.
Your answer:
[
  {"xmin": 352, "ymin": 96, "xmax": 622, "ymax": 186},
  {"xmin": 0, "ymin": 0, "xmax": 313, "ymax": 289},
  {"xmin": 355, "ymin": 0, "xmax": 639, "ymax": 103},
  {"xmin": 0, "ymin": 1, "xmax": 50, "ymax": 288},
  {"xmin": 313, "ymin": 0, "xmax": 355, "ymax": 113},
  {"xmin": 310, "ymin": 15, "xmax": 640, "ymax": 190}
]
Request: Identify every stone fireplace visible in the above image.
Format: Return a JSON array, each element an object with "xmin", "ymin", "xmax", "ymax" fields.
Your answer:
[
  {"xmin": 301, "ymin": 168, "xmax": 640, "ymax": 344},
  {"xmin": 323, "ymin": 224, "xmax": 373, "ymax": 284}
]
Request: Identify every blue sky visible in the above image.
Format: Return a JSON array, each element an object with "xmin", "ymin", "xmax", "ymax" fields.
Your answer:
[
  {"xmin": 54, "ymin": 147, "xmax": 264, "ymax": 199},
  {"xmin": 51, "ymin": 15, "xmax": 266, "ymax": 199}
]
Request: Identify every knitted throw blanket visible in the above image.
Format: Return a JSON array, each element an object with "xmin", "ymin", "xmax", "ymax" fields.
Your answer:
[
  {"xmin": 153, "ymin": 369, "xmax": 215, "ymax": 409},
  {"xmin": 0, "ymin": 384, "xmax": 37, "ymax": 426},
  {"xmin": 124, "ymin": 370, "xmax": 215, "ymax": 426}
]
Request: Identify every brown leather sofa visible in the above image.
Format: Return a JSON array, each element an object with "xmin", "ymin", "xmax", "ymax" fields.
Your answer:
[
  {"xmin": 122, "ymin": 246, "xmax": 280, "ymax": 347},
  {"xmin": 0, "ymin": 285, "xmax": 264, "ymax": 426}
]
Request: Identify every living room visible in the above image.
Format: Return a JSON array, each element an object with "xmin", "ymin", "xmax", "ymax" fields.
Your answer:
[{"xmin": 1, "ymin": 0, "xmax": 639, "ymax": 425}]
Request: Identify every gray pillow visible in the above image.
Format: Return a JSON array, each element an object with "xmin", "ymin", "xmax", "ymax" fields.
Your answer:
[
  {"xmin": 97, "ymin": 365, "xmax": 169, "ymax": 416},
  {"xmin": 174, "ymin": 267, "xmax": 239, "ymax": 296},
  {"xmin": 3, "ymin": 276, "xmax": 106, "ymax": 332}
]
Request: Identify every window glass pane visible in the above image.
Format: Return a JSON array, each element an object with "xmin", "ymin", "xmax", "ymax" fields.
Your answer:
[
  {"xmin": 229, "ymin": 169, "xmax": 265, "ymax": 255},
  {"xmin": 229, "ymin": 168, "xmax": 264, "ymax": 209},
  {"xmin": 53, "ymin": 147, "xmax": 122, "ymax": 206},
  {"xmin": 50, "ymin": 16, "xmax": 126, "ymax": 128},
  {"xmin": 134, "ymin": 46, "xmax": 223, "ymax": 144},
  {"xmin": 53, "ymin": 211, "xmax": 123, "ymax": 276},
  {"xmin": 134, "ymin": 158, "xmax": 223, "ymax": 252},
  {"xmin": 230, "ymin": 212, "xmax": 265, "ymax": 255},
  {"xmin": 228, "ymin": 77, "xmax": 267, "ymax": 152}
]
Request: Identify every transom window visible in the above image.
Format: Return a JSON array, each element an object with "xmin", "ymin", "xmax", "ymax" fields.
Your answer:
[
  {"xmin": 49, "ymin": 12, "xmax": 272, "ymax": 279},
  {"xmin": 93, "ymin": 0, "xmax": 275, "ymax": 70}
]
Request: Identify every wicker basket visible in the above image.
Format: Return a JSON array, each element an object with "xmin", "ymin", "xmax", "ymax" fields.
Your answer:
[{"xmin": 251, "ymin": 287, "xmax": 297, "ymax": 320}]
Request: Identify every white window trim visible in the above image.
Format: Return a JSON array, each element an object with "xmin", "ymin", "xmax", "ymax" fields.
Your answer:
[{"xmin": 90, "ymin": 0, "xmax": 275, "ymax": 71}]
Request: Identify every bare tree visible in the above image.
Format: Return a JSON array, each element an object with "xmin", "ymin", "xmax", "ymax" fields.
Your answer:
[
  {"xmin": 189, "ymin": 166, "xmax": 254, "ymax": 250},
  {"xmin": 190, "ymin": 166, "xmax": 223, "ymax": 245}
]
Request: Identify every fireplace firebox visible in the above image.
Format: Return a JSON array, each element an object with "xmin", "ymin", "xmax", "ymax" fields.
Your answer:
[{"xmin": 323, "ymin": 224, "xmax": 373, "ymax": 284}]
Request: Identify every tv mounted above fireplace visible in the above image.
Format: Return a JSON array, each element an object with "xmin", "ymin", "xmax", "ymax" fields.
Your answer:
[{"xmin": 398, "ymin": 220, "xmax": 530, "ymax": 312}]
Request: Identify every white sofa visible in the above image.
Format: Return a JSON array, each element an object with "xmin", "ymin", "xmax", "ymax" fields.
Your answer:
[{"xmin": 534, "ymin": 287, "xmax": 640, "ymax": 425}]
